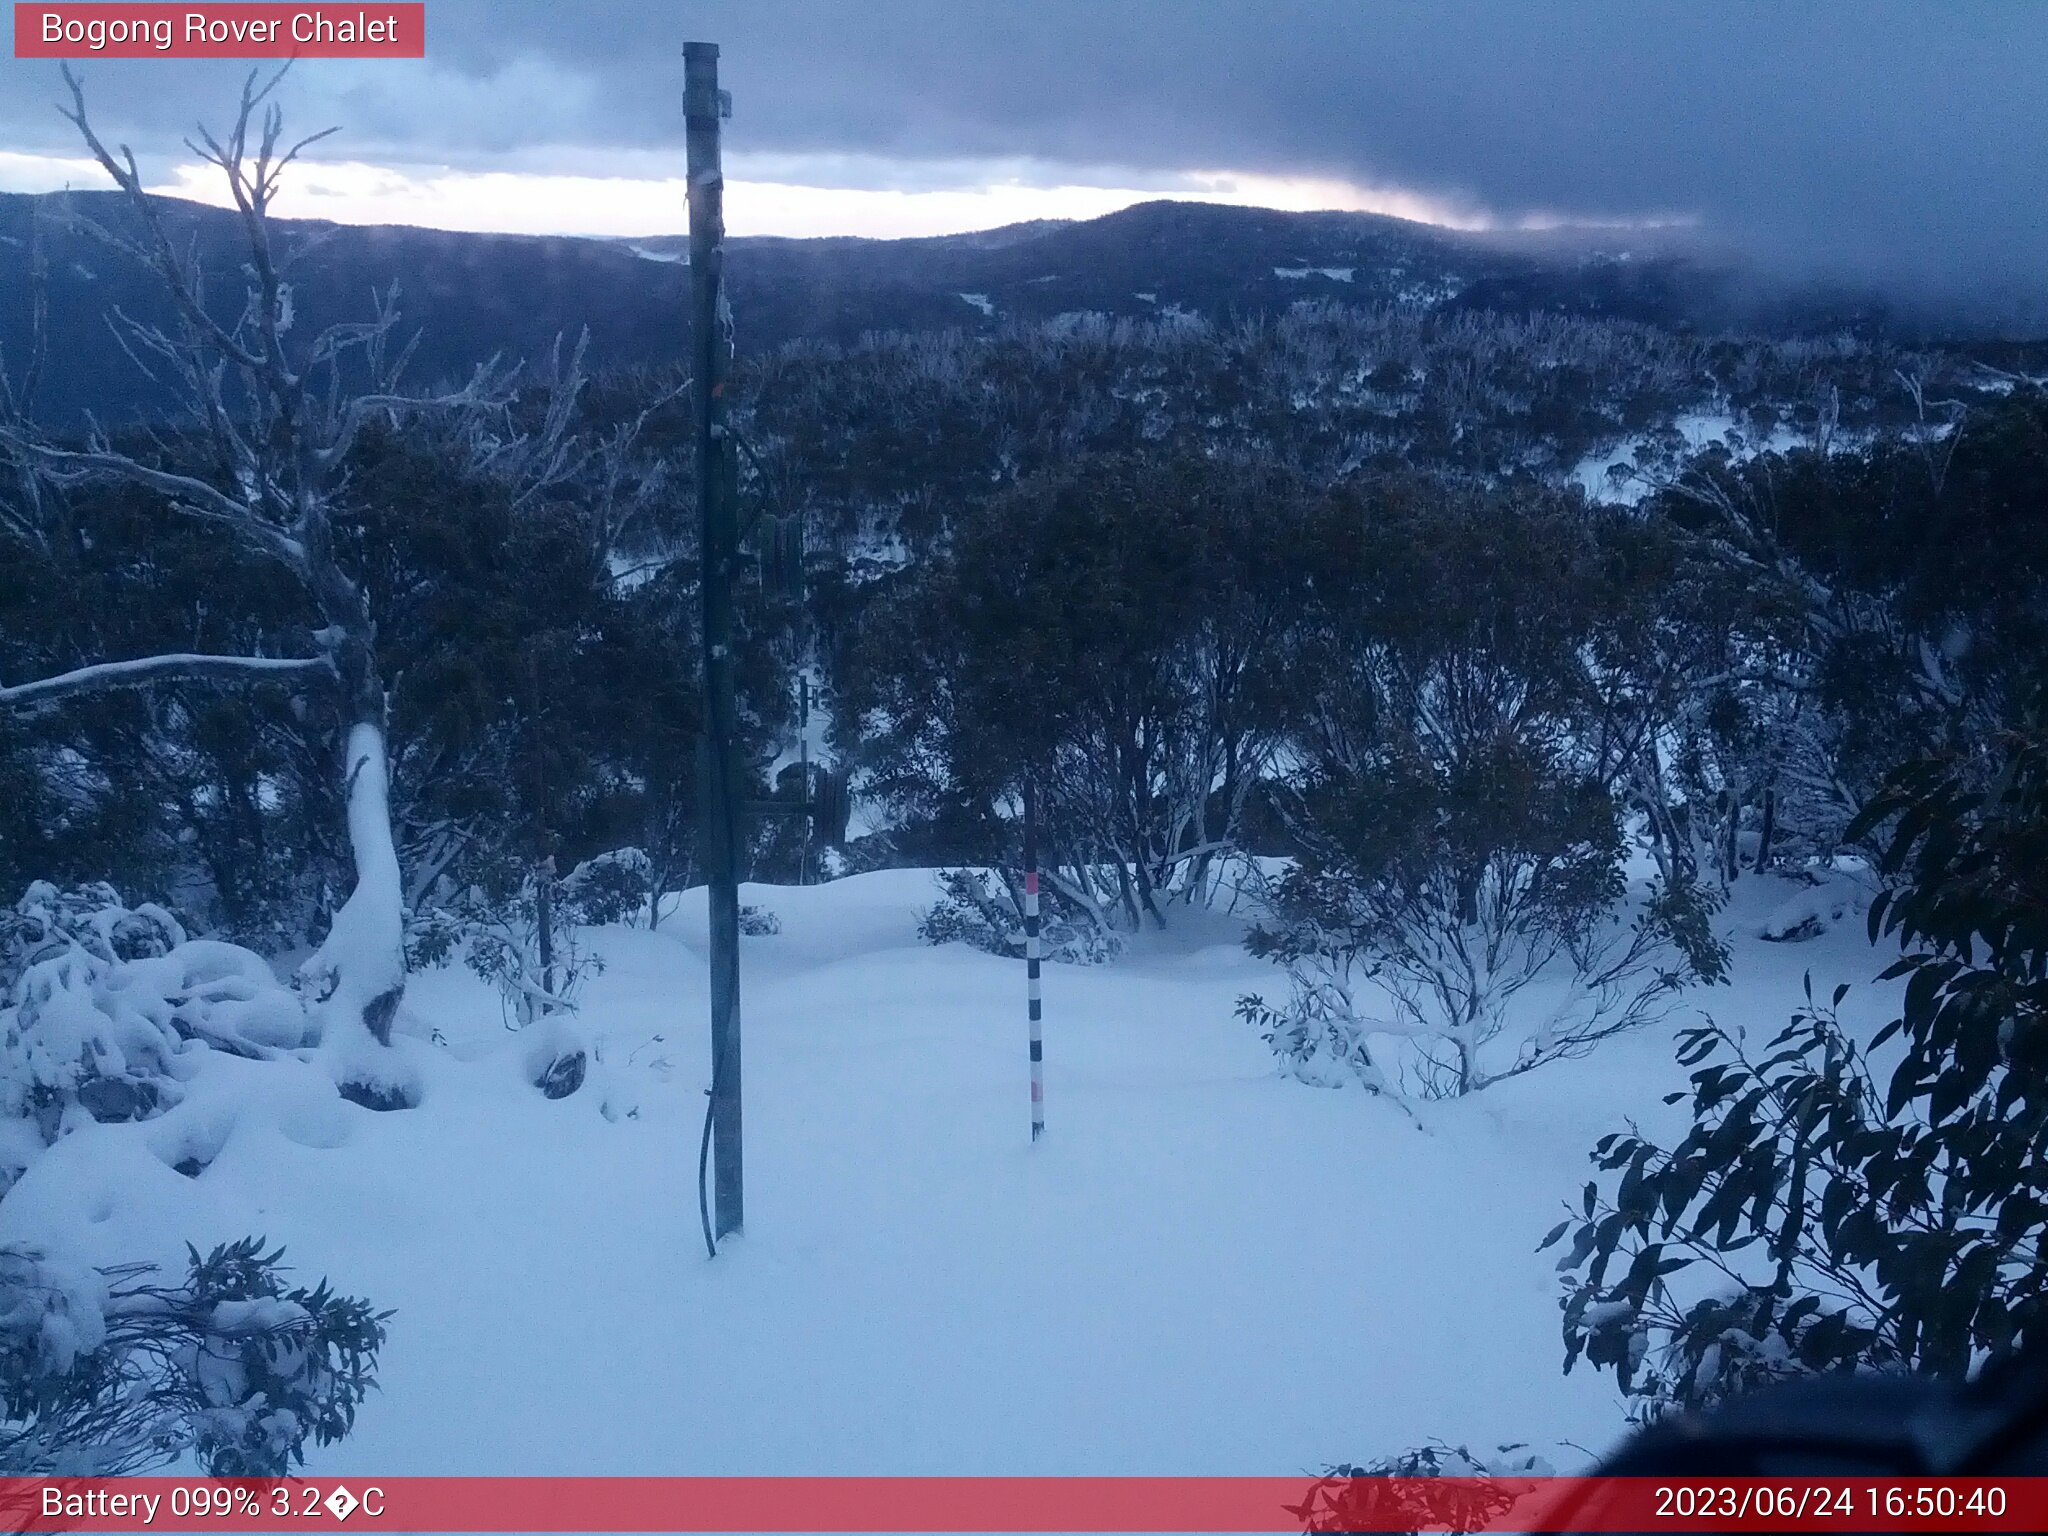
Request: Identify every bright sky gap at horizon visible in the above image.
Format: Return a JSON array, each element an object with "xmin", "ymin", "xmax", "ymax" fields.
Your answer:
[{"xmin": 0, "ymin": 143, "xmax": 1684, "ymax": 243}]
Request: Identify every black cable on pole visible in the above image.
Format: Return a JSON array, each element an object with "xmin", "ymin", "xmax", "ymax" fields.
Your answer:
[{"xmin": 697, "ymin": 1074, "xmax": 718, "ymax": 1260}]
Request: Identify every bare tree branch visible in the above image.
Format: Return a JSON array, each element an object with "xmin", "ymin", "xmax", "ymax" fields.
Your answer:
[{"xmin": 57, "ymin": 65, "xmax": 271, "ymax": 377}]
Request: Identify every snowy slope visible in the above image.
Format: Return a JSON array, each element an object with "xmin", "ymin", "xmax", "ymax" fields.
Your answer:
[{"xmin": 0, "ymin": 869, "xmax": 1896, "ymax": 1477}]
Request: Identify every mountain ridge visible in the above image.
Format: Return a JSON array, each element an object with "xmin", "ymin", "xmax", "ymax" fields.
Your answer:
[{"xmin": 0, "ymin": 191, "xmax": 2012, "ymax": 426}]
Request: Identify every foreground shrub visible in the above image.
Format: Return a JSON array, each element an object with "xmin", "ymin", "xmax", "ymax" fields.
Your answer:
[
  {"xmin": 1546, "ymin": 721, "xmax": 2048, "ymax": 1419},
  {"xmin": 1287, "ymin": 1443, "xmax": 1554, "ymax": 1535},
  {"xmin": 1, "ymin": 884, "xmax": 314, "ymax": 1190},
  {"xmin": 1, "ymin": 1237, "xmax": 388, "ymax": 1475}
]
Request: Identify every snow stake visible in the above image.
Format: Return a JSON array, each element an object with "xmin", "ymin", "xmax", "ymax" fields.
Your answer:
[{"xmin": 1024, "ymin": 776, "xmax": 1044, "ymax": 1141}]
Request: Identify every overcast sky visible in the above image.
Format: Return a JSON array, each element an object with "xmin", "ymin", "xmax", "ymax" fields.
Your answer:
[{"xmin": 3, "ymin": 1, "xmax": 2043, "ymax": 298}]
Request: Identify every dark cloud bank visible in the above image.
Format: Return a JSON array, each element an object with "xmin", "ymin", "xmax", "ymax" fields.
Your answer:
[{"xmin": 3, "ymin": 1, "xmax": 2042, "ymax": 307}]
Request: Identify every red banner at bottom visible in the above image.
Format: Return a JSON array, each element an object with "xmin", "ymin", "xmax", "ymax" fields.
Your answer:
[{"xmin": 3, "ymin": 1475, "xmax": 2043, "ymax": 1532}]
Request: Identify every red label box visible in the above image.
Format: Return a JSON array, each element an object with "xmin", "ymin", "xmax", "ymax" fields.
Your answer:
[
  {"xmin": 14, "ymin": 4, "xmax": 426, "ymax": 58},
  {"xmin": 3, "ymin": 1476, "xmax": 2048, "ymax": 1533}
]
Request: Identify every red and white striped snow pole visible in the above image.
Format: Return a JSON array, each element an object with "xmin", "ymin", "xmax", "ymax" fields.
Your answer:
[{"xmin": 1023, "ymin": 775, "xmax": 1044, "ymax": 1142}]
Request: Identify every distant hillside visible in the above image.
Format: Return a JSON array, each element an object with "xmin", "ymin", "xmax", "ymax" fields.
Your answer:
[
  {"xmin": 0, "ymin": 191, "xmax": 2009, "ymax": 426},
  {"xmin": 0, "ymin": 190, "xmax": 693, "ymax": 425}
]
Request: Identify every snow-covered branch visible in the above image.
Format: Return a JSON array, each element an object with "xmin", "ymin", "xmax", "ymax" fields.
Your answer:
[
  {"xmin": 0, "ymin": 652, "xmax": 330, "ymax": 711},
  {"xmin": 0, "ymin": 437, "xmax": 307, "ymax": 565}
]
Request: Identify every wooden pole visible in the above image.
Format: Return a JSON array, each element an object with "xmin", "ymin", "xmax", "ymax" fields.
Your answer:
[{"xmin": 687, "ymin": 39, "xmax": 743, "ymax": 1241}]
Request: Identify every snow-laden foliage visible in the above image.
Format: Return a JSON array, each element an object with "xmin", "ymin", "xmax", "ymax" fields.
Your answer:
[
  {"xmin": 1, "ymin": 881, "xmax": 184, "ymax": 1001},
  {"xmin": 1636, "ymin": 398, "xmax": 2048, "ymax": 883},
  {"xmin": 1755, "ymin": 867, "xmax": 1870, "ymax": 943},
  {"xmin": 0, "ymin": 884, "xmax": 313, "ymax": 1191},
  {"xmin": 0, "ymin": 1237, "xmax": 386, "ymax": 1475},
  {"xmin": 406, "ymin": 850, "xmax": 655, "ymax": 1099},
  {"xmin": 1547, "ymin": 722, "xmax": 2048, "ymax": 1421},
  {"xmin": 1242, "ymin": 875, "xmax": 1724, "ymax": 1098}
]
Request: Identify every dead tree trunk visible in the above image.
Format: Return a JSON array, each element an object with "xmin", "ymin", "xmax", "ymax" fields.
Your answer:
[{"xmin": 0, "ymin": 67, "xmax": 566, "ymax": 1066}]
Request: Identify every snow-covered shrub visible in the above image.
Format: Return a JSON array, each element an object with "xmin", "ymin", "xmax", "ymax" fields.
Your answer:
[
  {"xmin": 0, "ymin": 885, "xmax": 314, "ymax": 1186},
  {"xmin": 1, "ymin": 881, "xmax": 184, "ymax": 1002},
  {"xmin": 406, "ymin": 851, "xmax": 651, "ymax": 1098},
  {"xmin": 1756, "ymin": 866, "xmax": 1869, "ymax": 943},
  {"xmin": 920, "ymin": 869, "xmax": 1123, "ymax": 964},
  {"xmin": 1241, "ymin": 864, "xmax": 1725, "ymax": 1099},
  {"xmin": 738, "ymin": 904, "xmax": 782, "ymax": 937},
  {"xmin": 0, "ymin": 1237, "xmax": 387, "ymax": 1475},
  {"xmin": 562, "ymin": 848, "xmax": 653, "ymax": 927}
]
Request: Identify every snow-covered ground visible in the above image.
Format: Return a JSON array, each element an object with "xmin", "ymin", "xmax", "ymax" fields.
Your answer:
[{"xmin": 0, "ymin": 868, "xmax": 1897, "ymax": 1477}]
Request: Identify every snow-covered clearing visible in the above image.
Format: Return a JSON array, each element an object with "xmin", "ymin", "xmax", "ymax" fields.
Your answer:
[
  {"xmin": 0, "ymin": 869, "xmax": 1895, "ymax": 1476},
  {"xmin": 1572, "ymin": 410, "xmax": 1808, "ymax": 504}
]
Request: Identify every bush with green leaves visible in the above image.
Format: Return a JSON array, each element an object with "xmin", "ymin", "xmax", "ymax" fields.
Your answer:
[
  {"xmin": 1286, "ymin": 1443, "xmax": 1554, "ymax": 1535},
  {"xmin": 1546, "ymin": 719, "xmax": 2048, "ymax": 1420},
  {"xmin": 1, "ymin": 1237, "xmax": 388, "ymax": 1475}
]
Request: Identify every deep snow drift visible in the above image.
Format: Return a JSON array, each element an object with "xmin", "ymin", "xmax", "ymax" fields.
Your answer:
[{"xmin": 0, "ymin": 867, "xmax": 1897, "ymax": 1476}]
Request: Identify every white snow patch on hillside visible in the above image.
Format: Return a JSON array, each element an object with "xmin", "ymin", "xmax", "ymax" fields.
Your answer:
[
  {"xmin": 0, "ymin": 869, "xmax": 1898, "ymax": 1477},
  {"xmin": 605, "ymin": 550, "xmax": 669, "ymax": 592},
  {"xmin": 1574, "ymin": 410, "xmax": 1809, "ymax": 504},
  {"xmin": 958, "ymin": 293, "xmax": 996, "ymax": 318},
  {"xmin": 1274, "ymin": 266, "xmax": 1356, "ymax": 282}
]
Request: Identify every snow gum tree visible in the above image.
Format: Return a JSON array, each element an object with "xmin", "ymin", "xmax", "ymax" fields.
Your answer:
[
  {"xmin": 851, "ymin": 450, "xmax": 1311, "ymax": 943},
  {"xmin": 0, "ymin": 70, "xmax": 538, "ymax": 1081},
  {"xmin": 1637, "ymin": 397, "xmax": 2048, "ymax": 880},
  {"xmin": 1242, "ymin": 473, "xmax": 1726, "ymax": 1097}
]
